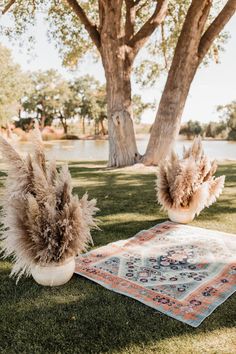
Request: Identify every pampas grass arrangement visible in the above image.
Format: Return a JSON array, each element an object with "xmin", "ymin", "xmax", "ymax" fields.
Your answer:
[
  {"xmin": 157, "ymin": 136, "xmax": 225, "ymax": 223},
  {"xmin": 0, "ymin": 129, "xmax": 98, "ymax": 283}
]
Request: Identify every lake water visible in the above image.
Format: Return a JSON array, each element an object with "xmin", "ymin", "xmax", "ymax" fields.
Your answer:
[{"xmin": 9, "ymin": 138, "xmax": 236, "ymax": 162}]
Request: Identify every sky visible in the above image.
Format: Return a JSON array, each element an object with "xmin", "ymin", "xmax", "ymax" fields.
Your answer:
[{"xmin": 0, "ymin": 10, "xmax": 235, "ymax": 124}]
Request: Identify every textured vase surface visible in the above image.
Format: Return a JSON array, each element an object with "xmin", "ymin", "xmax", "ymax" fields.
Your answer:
[{"xmin": 31, "ymin": 257, "xmax": 75, "ymax": 286}]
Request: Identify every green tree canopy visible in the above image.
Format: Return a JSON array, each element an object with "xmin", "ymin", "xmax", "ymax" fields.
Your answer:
[
  {"xmin": 21, "ymin": 71, "xmax": 108, "ymax": 134},
  {"xmin": 205, "ymin": 120, "xmax": 228, "ymax": 138},
  {"xmin": 0, "ymin": 44, "xmax": 28, "ymax": 125},
  {"xmin": 22, "ymin": 69, "xmax": 72, "ymax": 130},
  {"xmin": 217, "ymin": 101, "xmax": 236, "ymax": 140},
  {"xmin": 0, "ymin": 1, "xmax": 228, "ymax": 83},
  {"xmin": 217, "ymin": 101, "xmax": 236, "ymax": 129},
  {"xmin": 179, "ymin": 120, "xmax": 203, "ymax": 139}
]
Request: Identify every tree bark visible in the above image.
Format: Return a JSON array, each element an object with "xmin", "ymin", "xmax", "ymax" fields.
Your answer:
[
  {"xmin": 100, "ymin": 1, "xmax": 139, "ymax": 167},
  {"xmin": 99, "ymin": 118, "xmax": 106, "ymax": 135},
  {"xmin": 142, "ymin": 0, "xmax": 210, "ymax": 165},
  {"xmin": 103, "ymin": 54, "xmax": 139, "ymax": 167},
  {"xmin": 143, "ymin": 58, "xmax": 199, "ymax": 165}
]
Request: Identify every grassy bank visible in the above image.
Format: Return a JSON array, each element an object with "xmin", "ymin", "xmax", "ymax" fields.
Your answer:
[{"xmin": 0, "ymin": 162, "xmax": 235, "ymax": 354}]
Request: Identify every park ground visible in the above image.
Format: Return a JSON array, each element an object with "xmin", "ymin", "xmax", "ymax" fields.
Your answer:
[{"xmin": 0, "ymin": 161, "xmax": 235, "ymax": 354}]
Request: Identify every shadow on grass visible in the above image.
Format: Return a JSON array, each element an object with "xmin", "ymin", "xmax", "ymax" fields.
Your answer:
[
  {"xmin": 69, "ymin": 160, "xmax": 107, "ymax": 166},
  {"xmin": 0, "ymin": 266, "xmax": 235, "ymax": 353},
  {"xmin": 92, "ymin": 218, "xmax": 168, "ymax": 247},
  {"xmin": 217, "ymin": 163, "xmax": 236, "ymax": 184},
  {"xmin": 73, "ymin": 172, "xmax": 157, "ymax": 218}
]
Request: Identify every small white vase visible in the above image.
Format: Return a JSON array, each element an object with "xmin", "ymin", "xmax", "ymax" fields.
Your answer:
[
  {"xmin": 31, "ymin": 257, "xmax": 75, "ymax": 286},
  {"xmin": 168, "ymin": 207, "xmax": 195, "ymax": 224}
]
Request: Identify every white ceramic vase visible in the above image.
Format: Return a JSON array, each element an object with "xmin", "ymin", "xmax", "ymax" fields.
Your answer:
[
  {"xmin": 31, "ymin": 257, "xmax": 75, "ymax": 286},
  {"xmin": 168, "ymin": 207, "xmax": 195, "ymax": 224}
]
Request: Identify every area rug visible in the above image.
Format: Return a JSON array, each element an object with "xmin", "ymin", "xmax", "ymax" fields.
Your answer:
[{"xmin": 75, "ymin": 221, "xmax": 236, "ymax": 327}]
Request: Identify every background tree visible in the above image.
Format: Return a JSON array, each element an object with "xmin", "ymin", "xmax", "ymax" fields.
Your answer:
[
  {"xmin": 205, "ymin": 120, "xmax": 228, "ymax": 138},
  {"xmin": 18, "ymin": 72, "xmax": 108, "ymax": 136},
  {"xmin": 22, "ymin": 70, "xmax": 73, "ymax": 133},
  {"xmin": 71, "ymin": 75, "xmax": 106, "ymax": 135},
  {"xmin": 0, "ymin": 44, "xmax": 27, "ymax": 128},
  {"xmin": 1, "ymin": 0, "xmax": 235, "ymax": 166},
  {"xmin": 92, "ymin": 84, "xmax": 107, "ymax": 136},
  {"xmin": 217, "ymin": 100, "xmax": 236, "ymax": 140},
  {"xmin": 179, "ymin": 120, "xmax": 203, "ymax": 139}
]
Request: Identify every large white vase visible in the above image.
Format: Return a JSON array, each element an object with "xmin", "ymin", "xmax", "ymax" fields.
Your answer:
[
  {"xmin": 168, "ymin": 207, "xmax": 195, "ymax": 224},
  {"xmin": 31, "ymin": 257, "xmax": 75, "ymax": 286}
]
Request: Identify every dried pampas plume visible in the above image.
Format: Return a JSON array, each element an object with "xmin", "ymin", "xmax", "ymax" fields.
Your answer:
[
  {"xmin": 0, "ymin": 128, "xmax": 98, "ymax": 280},
  {"xmin": 157, "ymin": 136, "xmax": 225, "ymax": 214}
]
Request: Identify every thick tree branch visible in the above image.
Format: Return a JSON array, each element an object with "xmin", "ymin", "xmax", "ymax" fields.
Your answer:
[
  {"xmin": 125, "ymin": 0, "xmax": 136, "ymax": 41},
  {"xmin": 198, "ymin": 0, "xmax": 236, "ymax": 62},
  {"xmin": 2, "ymin": 0, "xmax": 16, "ymax": 14},
  {"xmin": 65, "ymin": 0, "xmax": 101, "ymax": 50},
  {"xmin": 129, "ymin": 0, "xmax": 169, "ymax": 53},
  {"xmin": 98, "ymin": 0, "xmax": 105, "ymax": 32},
  {"xmin": 161, "ymin": 22, "xmax": 168, "ymax": 69},
  {"xmin": 99, "ymin": 1, "xmax": 123, "ymax": 42}
]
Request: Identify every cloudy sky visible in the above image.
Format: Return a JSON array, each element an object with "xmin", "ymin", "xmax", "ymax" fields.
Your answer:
[{"xmin": 1, "ymin": 10, "xmax": 235, "ymax": 124}]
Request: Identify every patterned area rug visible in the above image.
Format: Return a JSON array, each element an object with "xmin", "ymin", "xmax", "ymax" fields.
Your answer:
[{"xmin": 75, "ymin": 221, "xmax": 236, "ymax": 327}]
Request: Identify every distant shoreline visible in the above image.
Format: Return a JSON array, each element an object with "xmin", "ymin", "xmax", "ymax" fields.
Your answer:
[
  {"xmin": 43, "ymin": 134, "xmax": 233, "ymax": 142},
  {"xmin": 2, "ymin": 131, "xmax": 234, "ymax": 143}
]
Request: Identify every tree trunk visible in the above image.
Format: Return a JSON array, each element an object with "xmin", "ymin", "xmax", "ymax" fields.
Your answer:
[
  {"xmin": 63, "ymin": 123, "xmax": 68, "ymax": 135},
  {"xmin": 143, "ymin": 0, "xmax": 211, "ymax": 165},
  {"xmin": 101, "ymin": 46, "xmax": 139, "ymax": 167},
  {"xmin": 40, "ymin": 114, "xmax": 46, "ymax": 130},
  {"xmin": 81, "ymin": 117, "xmax": 85, "ymax": 135},
  {"xmin": 106, "ymin": 81, "xmax": 139, "ymax": 167},
  {"xmin": 98, "ymin": 0, "xmax": 141, "ymax": 167},
  {"xmin": 59, "ymin": 114, "xmax": 68, "ymax": 134},
  {"xmin": 99, "ymin": 118, "xmax": 106, "ymax": 135},
  {"xmin": 94, "ymin": 121, "xmax": 99, "ymax": 136},
  {"xmin": 143, "ymin": 60, "xmax": 198, "ymax": 165}
]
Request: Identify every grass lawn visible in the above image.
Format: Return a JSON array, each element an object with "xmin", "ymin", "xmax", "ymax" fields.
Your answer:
[{"xmin": 0, "ymin": 161, "xmax": 235, "ymax": 354}]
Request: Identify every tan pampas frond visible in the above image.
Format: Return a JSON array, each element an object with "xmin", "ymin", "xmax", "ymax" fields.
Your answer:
[
  {"xmin": 203, "ymin": 159, "xmax": 218, "ymax": 182},
  {"xmin": 206, "ymin": 175, "xmax": 225, "ymax": 207},
  {"xmin": 0, "ymin": 132, "xmax": 98, "ymax": 281},
  {"xmin": 0, "ymin": 136, "xmax": 23, "ymax": 166},
  {"xmin": 47, "ymin": 159, "xmax": 57, "ymax": 185},
  {"xmin": 183, "ymin": 135, "xmax": 203, "ymax": 161},
  {"xmin": 157, "ymin": 136, "xmax": 225, "ymax": 214},
  {"xmin": 0, "ymin": 136, "xmax": 30, "ymax": 199},
  {"xmin": 166, "ymin": 151, "xmax": 181, "ymax": 189},
  {"xmin": 156, "ymin": 163, "xmax": 173, "ymax": 210},
  {"xmin": 171, "ymin": 157, "xmax": 200, "ymax": 208},
  {"xmin": 30, "ymin": 125, "xmax": 47, "ymax": 176}
]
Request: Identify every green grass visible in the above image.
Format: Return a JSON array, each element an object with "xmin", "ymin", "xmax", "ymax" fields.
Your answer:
[{"xmin": 0, "ymin": 161, "xmax": 236, "ymax": 354}]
